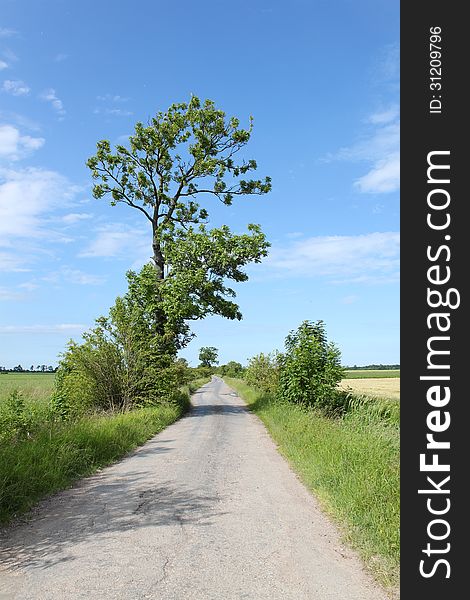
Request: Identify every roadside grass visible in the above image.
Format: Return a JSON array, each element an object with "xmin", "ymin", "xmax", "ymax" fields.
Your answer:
[
  {"xmin": 0, "ymin": 377, "xmax": 209, "ymax": 525},
  {"xmin": 343, "ymin": 369, "xmax": 400, "ymax": 379},
  {"xmin": 225, "ymin": 377, "xmax": 399, "ymax": 590}
]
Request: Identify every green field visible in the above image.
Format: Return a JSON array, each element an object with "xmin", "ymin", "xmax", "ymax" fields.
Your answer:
[
  {"xmin": 344, "ymin": 369, "xmax": 400, "ymax": 379},
  {"xmin": 0, "ymin": 373, "xmax": 55, "ymax": 404}
]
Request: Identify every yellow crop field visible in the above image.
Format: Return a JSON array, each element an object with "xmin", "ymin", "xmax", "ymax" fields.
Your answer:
[{"xmin": 340, "ymin": 377, "xmax": 400, "ymax": 401}]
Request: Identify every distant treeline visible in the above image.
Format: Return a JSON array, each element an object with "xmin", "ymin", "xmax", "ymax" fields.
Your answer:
[
  {"xmin": 343, "ymin": 364, "xmax": 400, "ymax": 370},
  {"xmin": 0, "ymin": 366, "xmax": 57, "ymax": 373}
]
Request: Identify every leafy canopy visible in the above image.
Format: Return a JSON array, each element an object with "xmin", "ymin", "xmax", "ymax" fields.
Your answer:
[
  {"xmin": 198, "ymin": 346, "xmax": 219, "ymax": 368},
  {"xmin": 86, "ymin": 96, "xmax": 271, "ymax": 332},
  {"xmin": 278, "ymin": 320, "xmax": 344, "ymax": 407}
]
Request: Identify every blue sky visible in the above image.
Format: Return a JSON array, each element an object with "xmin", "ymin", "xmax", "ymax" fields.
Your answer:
[{"xmin": 0, "ymin": 0, "xmax": 399, "ymax": 368}]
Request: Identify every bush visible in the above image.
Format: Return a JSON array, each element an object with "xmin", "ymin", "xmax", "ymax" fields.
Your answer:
[
  {"xmin": 244, "ymin": 352, "xmax": 281, "ymax": 394},
  {"xmin": 278, "ymin": 320, "xmax": 344, "ymax": 408},
  {"xmin": 217, "ymin": 361, "xmax": 245, "ymax": 378}
]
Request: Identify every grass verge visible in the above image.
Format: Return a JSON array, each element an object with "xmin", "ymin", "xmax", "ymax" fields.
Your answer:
[
  {"xmin": 343, "ymin": 369, "xmax": 400, "ymax": 379},
  {"xmin": 0, "ymin": 379, "xmax": 209, "ymax": 525},
  {"xmin": 225, "ymin": 377, "xmax": 399, "ymax": 590}
]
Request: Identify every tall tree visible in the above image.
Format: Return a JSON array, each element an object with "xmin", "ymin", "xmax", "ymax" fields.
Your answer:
[{"xmin": 87, "ymin": 97, "xmax": 270, "ymax": 340}]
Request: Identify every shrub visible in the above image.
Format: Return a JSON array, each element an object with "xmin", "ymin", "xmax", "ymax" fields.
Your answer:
[
  {"xmin": 245, "ymin": 352, "xmax": 281, "ymax": 394},
  {"xmin": 217, "ymin": 361, "xmax": 245, "ymax": 378},
  {"xmin": 278, "ymin": 320, "xmax": 344, "ymax": 408}
]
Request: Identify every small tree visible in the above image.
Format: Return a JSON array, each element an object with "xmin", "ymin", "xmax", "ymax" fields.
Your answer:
[
  {"xmin": 278, "ymin": 321, "xmax": 343, "ymax": 408},
  {"xmin": 198, "ymin": 346, "xmax": 219, "ymax": 368},
  {"xmin": 245, "ymin": 352, "xmax": 281, "ymax": 394}
]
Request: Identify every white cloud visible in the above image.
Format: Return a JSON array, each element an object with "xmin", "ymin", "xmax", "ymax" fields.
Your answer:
[
  {"xmin": 39, "ymin": 88, "xmax": 66, "ymax": 117},
  {"xmin": 0, "ymin": 286, "xmax": 23, "ymax": 301},
  {"xmin": 61, "ymin": 212, "xmax": 93, "ymax": 224},
  {"xmin": 54, "ymin": 53, "xmax": 68, "ymax": 62},
  {"xmin": 96, "ymin": 94, "xmax": 129, "ymax": 102},
  {"xmin": 0, "ymin": 324, "xmax": 87, "ymax": 334},
  {"xmin": 355, "ymin": 153, "xmax": 400, "ymax": 194},
  {"xmin": 0, "ymin": 167, "xmax": 80, "ymax": 271},
  {"xmin": 0, "ymin": 28, "xmax": 17, "ymax": 38},
  {"xmin": 43, "ymin": 267, "xmax": 105, "ymax": 286},
  {"xmin": 79, "ymin": 223, "xmax": 151, "ymax": 263},
  {"xmin": 368, "ymin": 105, "xmax": 399, "ymax": 125},
  {"xmin": 265, "ymin": 232, "xmax": 399, "ymax": 284},
  {"xmin": 330, "ymin": 114, "xmax": 400, "ymax": 194},
  {"xmin": 0, "ymin": 60, "xmax": 8, "ymax": 70},
  {"xmin": 0, "ymin": 252, "xmax": 29, "ymax": 272},
  {"xmin": 0, "ymin": 124, "xmax": 44, "ymax": 160},
  {"xmin": 0, "ymin": 110, "xmax": 41, "ymax": 131},
  {"xmin": 93, "ymin": 107, "xmax": 133, "ymax": 117},
  {"xmin": 2, "ymin": 80, "xmax": 30, "ymax": 96}
]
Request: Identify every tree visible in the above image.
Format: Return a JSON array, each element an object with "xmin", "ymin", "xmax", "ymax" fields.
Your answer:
[
  {"xmin": 87, "ymin": 96, "xmax": 270, "ymax": 341},
  {"xmin": 198, "ymin": 347, "xmax": 219, "ymax": 368},
  {"xmin": 278, "ymin": 321, "xmax": 344, "ymax": 408},
  {"xmin": 218, "ymin": 361, "xmax": 244, "ymax": 377}
]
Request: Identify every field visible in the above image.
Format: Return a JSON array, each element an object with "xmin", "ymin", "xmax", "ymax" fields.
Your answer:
[
  {"xmin": 0, "ymin": 373, "xmax": 55, "ymax": 404},
  {"xmin": 340, "ymin": 377, "xmax": 400, "ymax": 401},
  {"xmin": 343, "ymin": 369, "xmax": 399, "ymax": 379}
]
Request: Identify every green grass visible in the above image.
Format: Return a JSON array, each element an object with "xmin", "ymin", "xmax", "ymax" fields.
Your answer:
[
  {"xmin": 225, "ymin": 377, "xmax": 399, "ymax": 590},
  {"xmin": 0, "ymin": 377, "xmax": 209, "ymax": 525},
  {"xmin": 343, "ymin": 369, "xmax": 400, "ymax": 379},
  {"xmin": 0, "ymin": 373, "xmax": 55, "ymax": 404}
]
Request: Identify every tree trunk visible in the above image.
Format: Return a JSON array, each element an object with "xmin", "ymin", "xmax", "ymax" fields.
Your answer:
[{"xmin": 152, "ymin": 228, "xmax": 165, "ymax": 280}]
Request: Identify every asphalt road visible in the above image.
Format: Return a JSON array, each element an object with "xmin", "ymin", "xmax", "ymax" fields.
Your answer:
[{"xmin": 0, "ymin": 377, "xmax": 390, "ymax": 600}]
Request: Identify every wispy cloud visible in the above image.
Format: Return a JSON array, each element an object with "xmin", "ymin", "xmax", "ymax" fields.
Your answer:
[
  {"xmin": 43, "ymin": 267, "xmax": 105, "ymax": 286},
  {"xmin": 39, "ymin": 88, "xmax": 66, "ymax": 118},
  {"xmin": 0, "ymin": 110, "xmax": 41, "ymax": 131},
  {"xmin": 0, "ymin": 124, "xmax": 44, "ymax": 160},
  {"xmin": 367, "ymin": 105, "xmax": 399, "ymax": 125},
  {"xmin": 0, "ymin": 60, "xmax": 8, "ymax": 70},
  {"xmin": 96, "ymin": 94, "xmax": 129, "ymax": 102},
  {"xmin": 0, "ymin": 166, "xmax": 80, "ymax": 271},
  {"xmin": 94, "ymin": 94, "xmax": 132, "ymax": 117},
  {"xmin": 355, "ymin": 153, "xmax": 399, "ymax": 194},
  {"xmin": 61, "ymin": 212, "xmax": 93, "ymax": 224},
  {"xmin": 327, "ymin": 112, "xmax": 399, "ymax": 194},
  {"xmin": 2, "ymin": 79, "xmax": 30, "ymax": 96},
  {"xmin": 0, "ymin": 286, "xmax": 24, "ymax": 301},
  {"xmin": 0, "ymin": 28, "xmax": 17, "ymax": 38},
  {"xmin": 54, "ymin": 53, "xmax": 68, "ymax": 62},
  {"xmin": 264, "ymin": 232, "xmax": 399, "ymax": 284},
  {"xmin": 0, "ymin": 324, "xmax": 88, "ymax": 334},
  {"xmin": 93, "ymin": 107, "xmax": 133, "ymax": 117},
  {"xmin": 324, "ymin": 43, "xmax": 400, "ymax": 195},
  {"xmin": 79, "ymin": 223, "xmax": 151, "ymax": 264}
]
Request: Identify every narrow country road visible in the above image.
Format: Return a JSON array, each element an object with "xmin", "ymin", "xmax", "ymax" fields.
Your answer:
[{"xmin": 0, "ymin": 377, "xmax": 390, "ymax": 600}]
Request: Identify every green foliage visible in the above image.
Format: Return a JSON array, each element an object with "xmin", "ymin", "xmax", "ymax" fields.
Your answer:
[
  {"xmin": 244, "ymin": 352, "xmax": 281, "ymax": 395},
  {"xmin": 278, "ymin": 320, "xmax": 344, "ymax": 408},
  {"xmin": 0, "ymin": 403, "xmax": 184, "ymax": 524},
  {"xmin": 217, "ymin": 361, "xmax": 245, "ymax": 378},
  {"xmin": 198, "ymin": 346, "xmax": 219, "ymax": 368},
  {"xmin": 159, "ymin": 223, "xmax": 269, "ymax": 324},
  {"xmin": 0, "ymin": 390, "xmax": 28, "ymax": 442},
  {"xmin": 55, "ymin": 265, "xmax": 189, "ymax": 413},
  {"xmin": 87, "ymin": 96, "xmax": 271, "ymax": 331}
]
